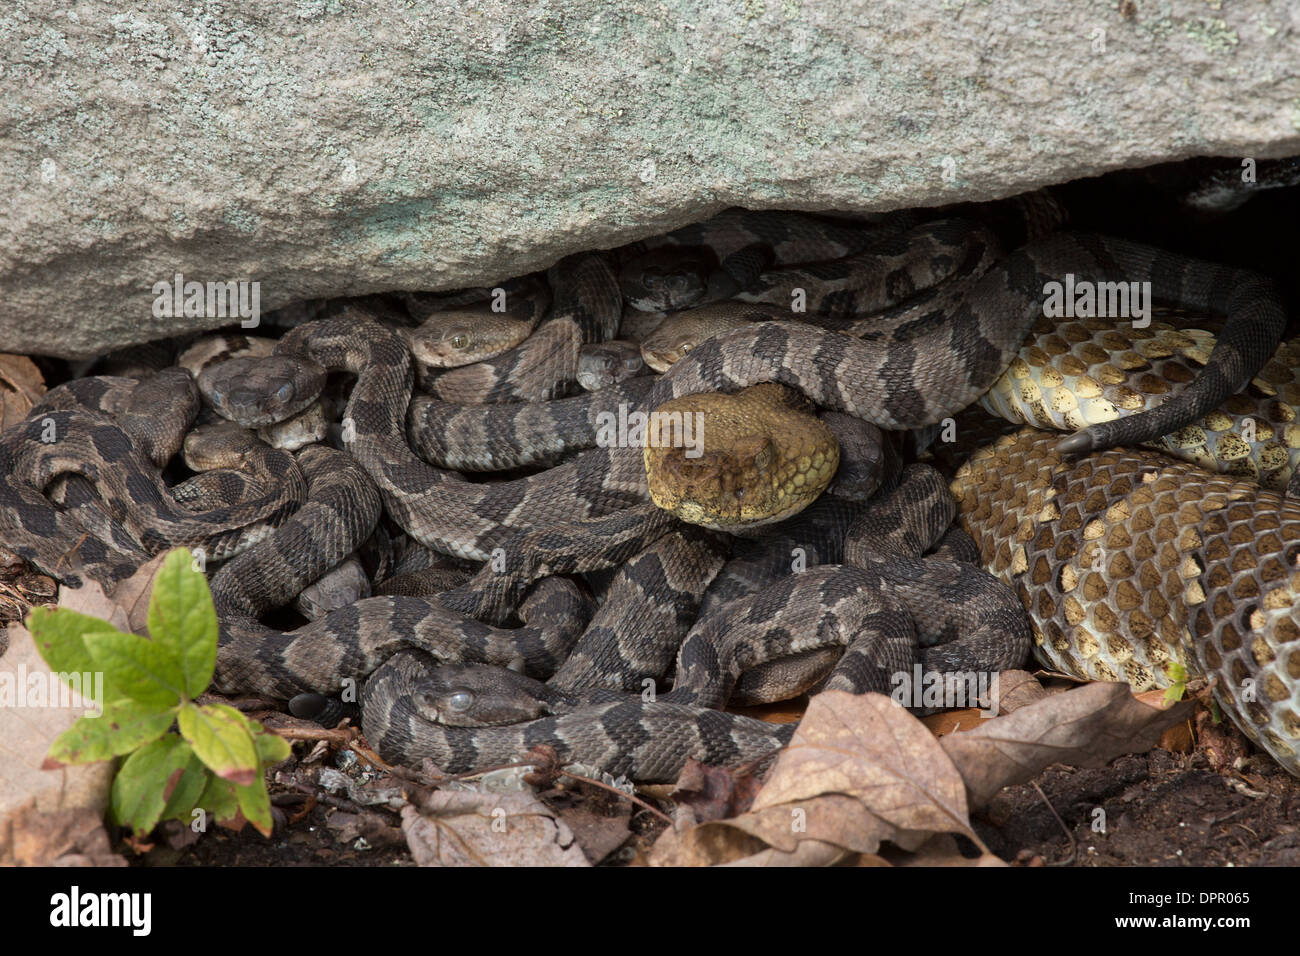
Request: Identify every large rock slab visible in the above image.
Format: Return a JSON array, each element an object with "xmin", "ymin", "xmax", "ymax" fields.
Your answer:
[{"xmin": 2, "ymin": 1, "xmax": 1298, "ymax": 357}]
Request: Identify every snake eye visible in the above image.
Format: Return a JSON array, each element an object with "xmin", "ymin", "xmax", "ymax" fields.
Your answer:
[
  {"xmin": 275, "ymin": 382, "xmax": 294, "ymax": 404},
  {"xmin": 450, "ymin": 334, "xmax": 470, "ymax": 350},
  {"xmin": 623, "ymin": 357, "xmax": 642, "ymax": 371},
  {"xmin": 678, "ymin": 342, "xmax": 692, "ymax": 354},
  {"xmin": 444, "ymin": 691, "xmax": 474, "ymax": 712}
]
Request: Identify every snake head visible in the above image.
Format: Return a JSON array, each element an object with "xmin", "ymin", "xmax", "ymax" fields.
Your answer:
[
  {"xmin": 182, "ymin": 421, "xmax": 263, "ymax": 471},
  {"xmin": 620, "ymin": 248, "xmax": 713, "ymax": 311},
  {"xmin": 198, "ymin": 356, "xmax": 324, "ymax": 427},
  {"xmin": 411, "ymin": 308, "xmax": 530, "ymax": 368},
  {"xmin": 409, "ymin": 664, "xmax": 553, "ymax": 727},
  {"xmin": 416, "ymin": 324, "xmax": 474, "ymax": 362}
]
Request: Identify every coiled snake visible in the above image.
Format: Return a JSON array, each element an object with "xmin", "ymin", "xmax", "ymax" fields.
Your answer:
[{"xmin": 3, "ymin": 204, "xmax": 1293, "ymax": 783}]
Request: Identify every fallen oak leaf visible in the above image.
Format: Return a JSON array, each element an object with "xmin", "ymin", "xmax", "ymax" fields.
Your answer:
[
  {"xmin": 0, "ymin": 802, "xmax": 124, "ymax": 866},
  {"xmin": 108, "ymin": 551, "xmax": 171, "ymax": 635},
  {"xmin": 402, "ymin": 789, "xmax": 590, "ymax": 867},
  {"xmin": 884, "ymin": 832, "xmax": 1005, "ymax": 867},
  {"xmin": 0, "ymin": 626, "xmax": 115, "ymax": 833},
  {"xmin": 939, "ymin": 681, "xmax": 1194, "ymax": 811},
  {"xmin": 921, "ymin": 671, "xmax": 1046, "ymax": 737},
  {"xmin": 651, "ymin": 691, "xmax": 983, "ymax": 866},
  {"xmin": 721, "ymin": 838, "xmax": 852, "ymax": 868},
  {"xmin": 748, "ymin": 691, "xmax": 977, "ymax": 851},
  {"xmin": 991, "ymin": 669, "xmax": 1049, "ymax": 714}
]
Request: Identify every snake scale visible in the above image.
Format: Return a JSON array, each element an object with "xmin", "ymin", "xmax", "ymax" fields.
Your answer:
[
  {"xmin": 3, "ymin": 196, "xmax": 1296, "ymax": 783},
  {"xmin": 950, "ymin": 426, "xmax": 1300, "ymax": 775}
]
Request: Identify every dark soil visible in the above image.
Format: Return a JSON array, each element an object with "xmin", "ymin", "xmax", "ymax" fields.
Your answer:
[
  {"xmin": 108, "ymin": 726, "xmax": 1300, "ymax": 867},
  {"xmin": 122, "ymin": 725, "xmax": 669, "ymax": 867},
  {"xmin": 976, "ymin": 749, "xmax": 1300, "ymax": 866}
]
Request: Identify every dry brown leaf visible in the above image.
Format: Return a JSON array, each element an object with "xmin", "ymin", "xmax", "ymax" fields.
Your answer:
[
  {"xmin": 0, "ymin": 353, "xmax": 45, "ymax": 431},
  {"xmin": 721, "ymin": 838, "xmax": 851, "ymax": 867},
  {"xmin": 886, "ymin": 832, "xmax": 1006, "ymax": 867},
  {"xmin": 0, "ymin": 625, "xmax": 114, "ymax": 816},
  {"xmin": 0, "ymin": 802, "xmax": 125, "ymax": 866},
  {"xmin": 750, "ymin": 691, "xmax": 975, "ymax": 847},
  {"xmin": 651, "ymin": 691, "xmax": 980, "ymax": 866},
  {"xmin": 922, "ymin": 671, "xmax": 1046, "ymax": 736},
  {"xmin": 0, "ymin": 625, "xmax": 117, "ymax": 862},
  {"xmin": 921, "ymin": 708, "xmax": 984, "ymax": 737},
  {"xmin": 0, "ymin": 573, "xmax": 158, "ymax": 865},
  {"xmin": 939, "ymin": 681, "xmax": 1194, "ymax": 811},
  {"xmin": 551, "ymin": 802, "xmax": 631, "ymax": 864},
  {"xmin": 1134, "ymin": 688, "xmax": 1195, "ymax": 754},
  {"xmin": 995, "ymin": 669, "xmax": 1049, "ymax": 713},
  {"xmin": 648, "ymin": 813, "xmax": 771, "ymax": 866},
  {"xmin": 670, "ymin": 757, "xmax": 766, "ymax": 823},
  {"xmin": 401, "ymin": 790, "xmax": 590, "ymax": 867},
  {"xmin": 55, "ymin": 576, "xmax": 132, "ymax": 633},
  {"xmin": 106, "ymin": 551, "xmax": 170, "ymax": 634}
]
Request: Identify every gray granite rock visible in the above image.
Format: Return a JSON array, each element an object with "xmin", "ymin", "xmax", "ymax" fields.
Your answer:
[{"xmin": 1, "ymin": 1, "xmax": 1298, "ymax": 357}]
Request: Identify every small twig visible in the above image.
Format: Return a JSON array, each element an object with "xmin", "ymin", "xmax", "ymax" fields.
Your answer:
[
  {"xmin": 273, "ymin": 725, "xmax": 358, "ymax": 746},
  {"xmin": 381, "ymin": 763, "xmax": 447, "ymax": 788},
  {"xmin": 348, "ymin": 738, "xmax": 394, "ymax": 772},
  {"xmin": 290, "ymin": 780, "xmax": 364, "ymax": 814},
  {"xmin": 286, "ymin": 794, "xmax": 317, "ymax": 825},
  {"xmin": 269, "ymin": 724, "xmax": 395, "ymax": 772},
  {"xmin": 441, "ymin": 760, "xmax": 538, "ymax": 781},
  {"xmin": 402, "ymin": 758, "xmax": 673, "ymax": 825},
  {"xmin": 1032, "ymin": 781, "xmax": 1077, "ymax": 867},
  {"xmin": 556, "ymin": 769, "xmax": 673, "ymax": 826}
]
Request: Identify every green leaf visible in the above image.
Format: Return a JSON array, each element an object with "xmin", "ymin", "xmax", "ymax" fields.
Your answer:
[
  {"xmin": 26, "ymin": 607, "xmax": 124, "ymax": 691},
  {"xmin": 196, "ymin": 776, "xmax": 243, "ymax": 831},
  {"xmin": 83, "ymin": 629, "xmax": 186, "ymax": 708},
  {"xmin": 159, "ymin": 753, "xmax": 212, "ymax": 827},
  {"xmin": 232, "ymin": 774, "xmax": 275, "ymax": 838},
  {"xmin": 1161, "ymin": 661, "xmax": 1188, "ymax": 707},
  {"xmin": 45, "ymin": 698, "xmax": 176, "ymax": 765},
  {"xmin": 251, "ymin": 719, "xmax": 291, "ymax": 765},
  {"xmin": 110, "ymin": 735, "xmax": 196, "ymax": 834},
  {"xmin": 146, "ymin": 548, "xmax": 217, "ymax": 699},
  {"xmin": 177, "ymin": 702, "xmax": 259, "ymax": 786}
]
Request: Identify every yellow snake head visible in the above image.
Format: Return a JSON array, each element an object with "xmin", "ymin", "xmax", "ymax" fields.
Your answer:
[{"xmin": 643, "ymin": 384, "xmax": 839, "ymax": 531}]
